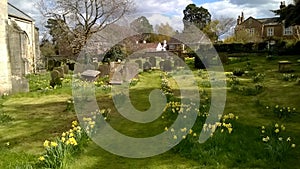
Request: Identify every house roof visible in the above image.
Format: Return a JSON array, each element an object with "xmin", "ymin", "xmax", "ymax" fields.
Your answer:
[
  {"xmin": 257, "ymin": 17, "xmax": 280, "ymax": 26},
  {"xmin": 8, "ymin": 3, "xmax": 34, "ymax": 22}
]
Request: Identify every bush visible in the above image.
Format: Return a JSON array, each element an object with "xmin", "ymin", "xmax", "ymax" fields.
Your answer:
[
  {"xmin": 233, "ymin": 69, "xmax": 245, "ymax": 76},
  {"xmin": 252, "ymin": 73, "xmax": 265, "ymax": 83}
]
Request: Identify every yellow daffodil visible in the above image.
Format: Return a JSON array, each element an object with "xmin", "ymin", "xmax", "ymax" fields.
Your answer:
[
  {"xmin": 189, "ymin": 129, "xmax": 193, "ymax": 134},
  {"xmin": 291, "ymin": 144, "xmax": 296, "ymax": 148},
  {"xmin": 281, "ymin": 125, "xmax": 285, "ymax": 131},
  {"xmin": 287, "ymin": 137, "xmax": 291, "ymax": 142},
  {"xmin": 193, "ymin": 133, "xmax": 197, "ymax": 137},
  {"xmin": 221, "ymin": 129, "xmax": 224, "ymax": 133},
  {"xmin": 235, "ymin": 116, "xmax": 239, "ymax": 120},
  {"xmin": 69, "ymin": 132, "xmax": 74, "ymax": 137},
  {"xmin": 62, "ymin": 132, "xmax": 66, "ymax": 137},
  {"xmin": 61, "ymin": 137, "xmax": 66, "ymax": 142},
  {"xmin": 182, "ymin": 135, "xmax": 186, "ymax": 139},
  {"xmin": 228, "ymin": 127, "xmax": 233, "ymax": 134},
  {"xmin": 262, "ymin": 136, "xmax": 270, "ymax": 142},
  {"xmin": 50, "ymin": 141, "xmax": 58, "ymax": 147},
  {"xmin": 278, "ymin": 137, "xmax": 283, "ymax": 141},
  {"xmin": 72, "ymin": 120, "xmax": 78, "ymax": 127},
  {"xmin": 170, "ymin": 128, "xmax": 175, "ymax": 132},
  {"xmin": 173, "ymin": 135, "xmax": 177, "ymax": 140},
  {"xmin": 68, "ymin": 137, "xmax": 78, "ymax": 146},
  {"xmin": 164, "ymin": 127, "xmax": 168, "ymax": 131},
  {"xmin": 261, "ymin": 126, "xmax": 265, "ymax": 130},
  {"xmin": 275, "ymin": 123, "xmax": 279, "ymax": 128},
  {"xmin": 43, "ymin": 140, "xmax": 50, "ymax": 148},
  {"xmin": 262, "ymin": 130, "xmax": 265, "ymax": 134},
  {"xmin": 275, "ymin": 129, "xmax": 280, "ymax": 133},
  {"xmin": 38, "ymin": 156, "xmax": 45, "ymax": 161},
  {"xmin": 180, "ymin": 127, "xmax": 187, "ymax": 132}
]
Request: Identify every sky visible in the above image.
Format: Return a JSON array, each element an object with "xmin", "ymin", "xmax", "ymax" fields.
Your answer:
[{"xmin": 7, "ymin": 0, "xmax": 294, "ymax": 38}]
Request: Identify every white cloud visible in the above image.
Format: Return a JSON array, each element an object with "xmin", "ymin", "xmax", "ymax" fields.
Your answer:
[{"xmin": 7, "ymin": 0, "xmax": 294, "ymax": 36}]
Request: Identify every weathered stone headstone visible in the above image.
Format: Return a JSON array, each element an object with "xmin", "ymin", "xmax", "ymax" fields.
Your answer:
[
  {"xmin": 81, "ymin": 70, "xmax": 101, "ymax": 81},
  {"xmin": 278, "ymin": 61, "xmax": 292, "ymax": 73},
  {"xmin": 98, "ymin": 64, "xmax": 110, "ymax": 77},
  {"xmin": 109, "ymin": 71, "xmax": 123, "ymax": 85},
  {"xmin": 159, "ymin": 61, "xmax": 164, "ymax": 70},
  {"xmin": 162, "ymin": 60, "xmax": 172, "ymax": 72},
  {"xmin": 135, "ymin": 60, "xmax": 142, "ymax": 69},
  {"xmin": 53, "ymin": 67, "xmax": 64, "ymax": 78},
  {"xmin": 63, "ymin": 65, "xmax": 69, "ymax": 74},
  {"xmin": 143, "ymin": 62, "xmax": 151, "ymax": 71},
  {"xmin": 124, "ymin": 62, "xmax": 139, "ymax": 81},
  {"xmin": 149, "ymin": 56, "xmax": 156, "ymax": 67}
]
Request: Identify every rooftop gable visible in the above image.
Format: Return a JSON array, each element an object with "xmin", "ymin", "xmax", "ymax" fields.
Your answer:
[{"xmin": 8, "ymin": 2, "xmax": 34, "ymax": 22}]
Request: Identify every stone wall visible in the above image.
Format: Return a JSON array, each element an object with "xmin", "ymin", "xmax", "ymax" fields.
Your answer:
[{"xmin": 0, "ymin": 0, "xmax": 12, "ymax": 95}]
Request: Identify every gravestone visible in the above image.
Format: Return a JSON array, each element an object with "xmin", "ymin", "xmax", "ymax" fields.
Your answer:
[
  {"xmin": 162, "ymin": 60, "xmax": 172, "ymax": 72},
  {"xmin": 81, "ymin": 70, "xmax": 101, "ymax": 81},
  {"xmin": 143, "ymin": 62, "xmax": 151, "ymax": 71},
  {"xmin": 124, "ymin": 62, "xmax": 139, "ymax": 81},
  {"xmin": 135, "ymin": 60, "xmax": 142, "ymax": 69},
  {"xmin": 159, "ymin": 61, "xmax": 164, "ymax": 70},
  {"xmin": 149, "ymin": 56, "xmax": 156, "ymax": 67},
  {"xmin": 98, "ymin": 64, "xmax": 110, "ymax": 77},
  {"xmin": 53, "ymin": 67, "xmax": 64, "ymax": 78},
  {"xmin": 63, "ymin": 65, "xmax": 69, "ymax": 74},
  {"xmin": 109, "ymin": 71, "xmax": 123, "ymax": 85},
  {"xmin": 278, "ymin": 61, "xmax": 292, "ymax": 73}
]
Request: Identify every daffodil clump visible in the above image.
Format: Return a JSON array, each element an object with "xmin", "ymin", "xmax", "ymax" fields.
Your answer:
[
  {"xmin": 38, "ymin": 120, "xmax": 89, "ymax": 168},
  {"xmin": 265, "ymin": 105, "xmax": 297, "ymax": 119},
  {"xmin": 202, "ymin": 113, "xmax": 239, "ymax": 136},
  {"xmin": 129, "ymin": 78, "xmax": 140, "ymax": 87},
  {"xmin": 65, "ymin": 98, "xmax": 75, "ymax": 112},
  {"xmin": 260, "ymin": 123, "xmax": 296, "ymax": 161},
  {"xmin": 160, "ymin": 73, "xmax": 173, "ymax": 97},
  {"xmin": 82, "ymin": 109, "xmax": 111, "ymax": 136}
]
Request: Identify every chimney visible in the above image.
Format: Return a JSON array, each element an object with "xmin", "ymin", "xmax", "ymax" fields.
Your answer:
[
  {"xmin": 280, "ymin": 1, "xmax": 286, "ymax": 9},
  {"xmin": 237, "ymin": 15, "xmax": 241, "ymax": 25},
  {"xmin": 241, "ymin": 12, "xmax": 244, "ymax": 22}
]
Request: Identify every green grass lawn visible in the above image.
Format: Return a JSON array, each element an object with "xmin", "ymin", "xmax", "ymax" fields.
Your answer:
[{"xmin": 0, "ymin": 54, "xmax": 300, "ymax": 168}]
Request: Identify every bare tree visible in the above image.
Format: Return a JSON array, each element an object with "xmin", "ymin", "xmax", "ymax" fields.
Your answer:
[
  {"xmin": 204, "ymin": 17, "xmax": 236, "ymax": 41},
  {"xmin": 38, "ymin": 0, "xmax": 134, "ymax": 57}
]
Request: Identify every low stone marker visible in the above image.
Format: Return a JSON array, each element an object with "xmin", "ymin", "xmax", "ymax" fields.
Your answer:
[
  {"xmin": 81, "ymin": 70, "xmax": 101, "ymax": 81},
  {"xmin": 278, "ymin": 61, "xmax": 292, "ymax": 73}
]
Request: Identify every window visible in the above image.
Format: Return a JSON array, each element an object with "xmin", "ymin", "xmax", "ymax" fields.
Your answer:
[
  {"xmin": 249, "ymin": 28, "xmax": 255, "ymax": 35},
  {"xmin": 284, "ymin": 26, "xmax": 293, "ymax": 35},
  {"xmin": 267, "ymin": 27, "xmax": 274, "ymax": 36}
]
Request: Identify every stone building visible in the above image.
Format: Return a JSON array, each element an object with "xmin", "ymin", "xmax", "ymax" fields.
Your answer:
[
  {"xmin": 235, "ymin": 2, "xmax": 299, "ymax": 42},
  {"xmin": 0, "ymin": 0, "xmax": 40, "ymax": 94}
]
